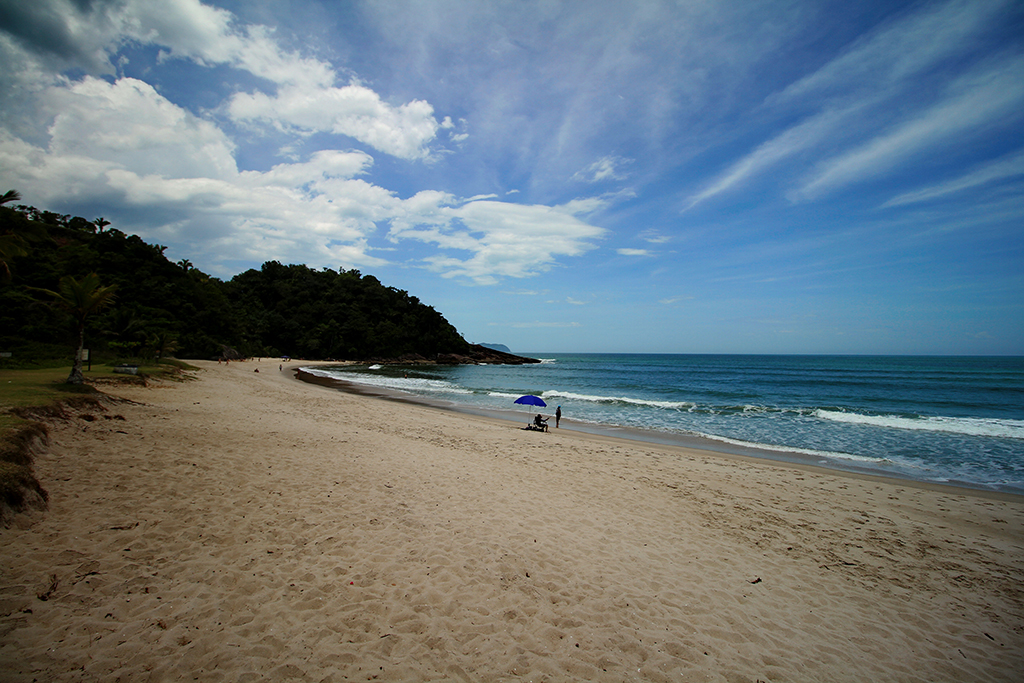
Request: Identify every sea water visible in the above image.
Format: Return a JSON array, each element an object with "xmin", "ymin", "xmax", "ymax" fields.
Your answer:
[{"xmin": 302, "ymin": 354, "xmax": 1024, "ymax": 494}]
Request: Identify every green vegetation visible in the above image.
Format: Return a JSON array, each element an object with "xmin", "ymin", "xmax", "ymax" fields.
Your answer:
[
  {"xmin": 0, "ymin": 361, "xmax": 197, "ymax": 521},
  {"xmin": 1, "ymin": 194, "xmax": 473, "ymax": 366},
  {"xmin": 0, "ymin": 190, "xmax": 479, "ymax": 521},
  {"xmin": 32, "ymin": 273, "xmax": 118, "ymax": 384},
  {"xmin": 0, "ymin": 367, "xmax": 96, "ymax": 520},
  {"xmin": 225, "ymin": 262, "xmax": 470, "ymax": 359}
]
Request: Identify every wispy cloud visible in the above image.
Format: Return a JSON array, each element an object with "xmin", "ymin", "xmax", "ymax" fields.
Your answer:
[
  {"xmin": 640, "ymin": 231, "xmax": 672, "ymax": 244},
  {"xmin": 685, "ymin": 0, "xmax": 1018, "ymax": 209},
  {"xmin": 882, "ymin": 147, "xmax": 1024, "ymax": 207},
  {"xmin": 388, "ymin": 197, "xmax": 607, "ymax": 285},
  {"xmin": 571, "ymin": 156, "xmax": 633, "ymax": 183},
  {"xmin": 685, "ymin": 109, "xmax": 846, "ymax": 208},
  {"xmin": 792, "ymin": 56, "xmax": 1024, "ymax": 201},
  {"xmin": 617, "ymin": 248, "xmax": 651, "ymax": 256},
  {"xmin": 773, "ymin": 0, "xmax": 1011, "ymax": 105}
]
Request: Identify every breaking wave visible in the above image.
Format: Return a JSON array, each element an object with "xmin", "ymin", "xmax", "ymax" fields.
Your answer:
[{"xmin": 814, "ymin": 410, "xmax": 1024, "ymax": 439}]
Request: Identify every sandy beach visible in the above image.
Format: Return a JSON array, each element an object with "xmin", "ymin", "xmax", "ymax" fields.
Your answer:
[{"xmin": 2, "ymin": 360, "xmax": 1022, "ymax": 682}]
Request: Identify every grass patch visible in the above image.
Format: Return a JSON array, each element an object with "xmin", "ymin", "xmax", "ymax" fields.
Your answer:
[
  {"xmin": 0, "ymin": 367, "xmax": 100, "ymax": 410},
  {"xmin": 0, "ymin": 360, "xmax": 196, "ymax": 408}
]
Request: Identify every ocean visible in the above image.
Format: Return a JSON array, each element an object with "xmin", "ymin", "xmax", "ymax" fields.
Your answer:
[{"xmin": 301, "ymin": 354, "xmax": 1024, "ymax": 494}]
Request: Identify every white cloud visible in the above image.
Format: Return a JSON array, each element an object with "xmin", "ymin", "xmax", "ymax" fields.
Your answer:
[
  {"xmin": 686, "ymin": 108, "xmax": 848, "ymax": 209},
  {"xmin": 572, "ymin": 156, "xmax": 632, "ymax": 183},
  {"xmin": 0, "ymin": 75, "xmax": 398, "ymax": 273},
  {"xmin": 617, "ymin": 248, "xmax": 650, "ymax": 256},
  {"xmin": 45, "ymin": 77, "xmax": 239, "ymax": 181},
  {"xmin": 792, "ymin": 57, "xmax": 1024, "ymax": 201},
  {"xmin": 0, "ymin": 0, "xmax": 443, "ymax": 161},
  {"xmin": 774, "ymin": 0, "xmax": 1010, "ymax": 104},
  {"xmin": 686, "ymin": 0, "xmax": 1017, "ymax": 208},
  {"xmin": 1, "ymin": 0, "xmax": 335, "ymax": 89},
  {"xmin": 882, "ymin": 148, "xmax": 1024, "ymax": 207},
  {"xmin": 388, "ymin": 197, "xmax": 607, "ymax": 285},
  {"xmin": 0, "ymin": 63, "xmax": 605, "ymax": 282},
  {"xmin": 640, "ymin": 231, "xmax": 672, "ymax": 244},
  {"xmin": 228, "ymin": 84, "xmax": 443, "ymax": 161},
  {"xmin": 255, "ymin": 149, "xmax": 375, "ymax": 187},
  {"xmin": 128, "ymin": 0, "xmax": 446, "ymax": 159}
]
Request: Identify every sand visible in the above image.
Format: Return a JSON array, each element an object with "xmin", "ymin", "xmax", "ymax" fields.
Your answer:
[{"xmin": 1, "ymin": 359, "xmax": 1022, "ymax": 682}]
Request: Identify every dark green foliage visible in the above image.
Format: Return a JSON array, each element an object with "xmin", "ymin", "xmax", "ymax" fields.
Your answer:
[
  {"xmin": 226, "ymin": 262, "xmax": 471, "ymax": 359},
  {"xmin": 1, "ymin": 203, "xmax": 471, "ymax": 362},
  {"xmin": 1, "ymin": 205, "xmax": 238, "ymax": 360}
]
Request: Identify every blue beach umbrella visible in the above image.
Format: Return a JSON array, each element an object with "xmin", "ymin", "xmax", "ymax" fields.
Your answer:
[{"xmin": 514, "ymin": 394, "xmax": 547, "ymax": 407}]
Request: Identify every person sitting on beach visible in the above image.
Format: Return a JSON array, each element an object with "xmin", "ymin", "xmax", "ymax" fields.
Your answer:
[{"xmin": 534, "ymin": 414, "xmax": 549, "ymax": 432}]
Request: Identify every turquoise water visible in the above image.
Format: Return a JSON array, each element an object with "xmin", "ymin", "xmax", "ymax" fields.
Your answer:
[{"xmin": 303, "ymin": 354, "xmax": 1024, "ymax": 493}]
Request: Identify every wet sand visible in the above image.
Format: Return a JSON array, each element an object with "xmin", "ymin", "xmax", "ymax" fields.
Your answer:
[{"xmin": 1, "ymin": 359, "xmax": 1022, "ymax": 681}]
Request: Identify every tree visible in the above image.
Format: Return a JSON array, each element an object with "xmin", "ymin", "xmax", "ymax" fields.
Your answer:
[
  {"xmin": 0, "ymin": 233, "xmax": 27, "ymax": 283},
  {"xmin": 34, "ymin": 273, "xmax": 118, "ymax": 384},
  {"xmin": 149, "ymin": 330, "xmax": 180, "ymax": 360},
  {"xmin": 0, "ymin": 190, "xmax": 27, "ymax": 282}
]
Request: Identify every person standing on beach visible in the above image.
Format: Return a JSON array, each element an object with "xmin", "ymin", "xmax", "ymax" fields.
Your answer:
[{"xmin": 555, "ymin": 405, "xmax": 561, "ymax": 428}]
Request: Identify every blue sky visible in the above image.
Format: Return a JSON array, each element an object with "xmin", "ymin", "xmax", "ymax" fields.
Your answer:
[{"xmin": 1, "ymin": 0, "xmax": 1022, "ymax": 355}]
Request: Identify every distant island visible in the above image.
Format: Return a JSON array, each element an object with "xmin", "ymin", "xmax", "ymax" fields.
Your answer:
[
  {"xmin": 0, "ymin": 199, "xmax": 538, "ymax": 366},
  {"xmin": 476, "ymin": 342, "xmax": 513, "ymax": 354}
]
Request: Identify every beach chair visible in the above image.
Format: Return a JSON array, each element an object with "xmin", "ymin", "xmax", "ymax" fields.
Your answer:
[{"xmin": 526, "ymin": 415, "xmax": 549, "ymax": 432}]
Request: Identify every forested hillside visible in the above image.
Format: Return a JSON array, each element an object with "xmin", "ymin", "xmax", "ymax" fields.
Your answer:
[
  {"xmin": 225, "ymin": 262, "xmax": 470, "ymax": 360},
  {"xmin": 0, "ymin": 201, "xmax": 482, "ymax": 364}
]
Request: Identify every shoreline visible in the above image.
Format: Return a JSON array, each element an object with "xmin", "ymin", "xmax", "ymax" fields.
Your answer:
[
  {"xmin": 2, "ymin": 359, "xmax": 1022, "ymax": 681},
  {"xmin": 292, "ymin": 364, "xmax": 1024, "ymax": 501}
]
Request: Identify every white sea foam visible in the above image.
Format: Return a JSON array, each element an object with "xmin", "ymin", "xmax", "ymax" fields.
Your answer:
[
  {"xmin": 815, "ymin": 410, "xmax": 1024, "ymax": 439},
  {"xmin": 564, "ymin": 413, "xmax": 891, "ymax": 465},
  {"xmin": 544, "ymin": 390, "xmax": 694, "ymax": 411},
  {"xmin": 301, "ymin": 367, "xmax": 472, "ymax": 395},
  {"xmin": 488, "ymin": 391, "xmax": 523, "ymax": 400},
  {"xmin": 300, "ymin": 367, "xmax": 342, "ymax": 379},
  {"xmin": 707, "ymin": 434, "xmax": 892, "ymax": 465}
]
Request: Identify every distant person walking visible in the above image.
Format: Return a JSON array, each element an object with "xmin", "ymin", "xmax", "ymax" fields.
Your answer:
[{"xmin": 555, "ymin": 405, "xmax": 561, "ymax": 428}]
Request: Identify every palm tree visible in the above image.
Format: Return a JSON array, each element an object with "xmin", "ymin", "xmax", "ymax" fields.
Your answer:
[
  {"xmin": 0, "ymin": 234, "xmax": 27, "ymax": 283},
  {"xmin": 93, "ymin": 217, "xmax": 111, "ymax": 233},
  {"xmin": 35, "ymin": 274, "xmax": 118, "ymax": 384},
  {"xmin": 0, "ymin": 190, "xmax": 26, "ymax": 282},
  {"xmin": 150, "ymin": 330, "xmax": 180, "ymax": 360}
]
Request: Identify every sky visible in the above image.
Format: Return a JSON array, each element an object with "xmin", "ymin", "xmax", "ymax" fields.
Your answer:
[{"xmin": 1, "ymin": 0, "xmax": 1022, "ymax": 355}]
